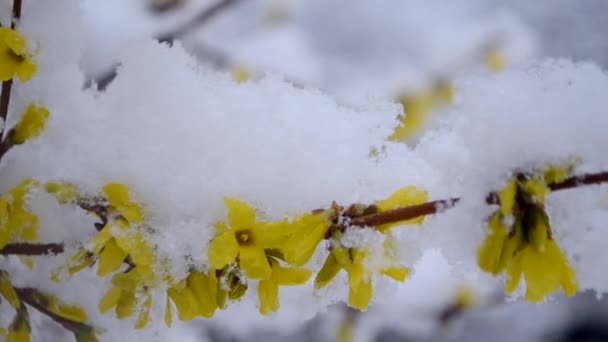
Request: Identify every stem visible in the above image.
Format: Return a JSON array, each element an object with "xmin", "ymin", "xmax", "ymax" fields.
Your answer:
[
  {"xmin": 15, "ymin": 287, "xmax": 93, "ymax": 334},
  {"xmin": 0, "ymin": 0, "xmax": 24, "ymax": 141},
  {"xmin": 349, "ymin": 198, "xmax": 460, "ymax": 227},
  {"xmin": 0, "ymin": 242, "xmax": 64, "ymax": 256}
]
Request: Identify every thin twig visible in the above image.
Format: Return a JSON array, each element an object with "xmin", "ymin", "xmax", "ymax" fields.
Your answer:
[
  {"xmin": 0, "ymin": 0, "xmax": 23, "ymax": 140},
  {"xmin": 0, "ymin": 242, "xmax": 64, "ymax": 256},
  {"xmin": 349, "ymin": 198, "xmax": 460, "ymax": 227}
]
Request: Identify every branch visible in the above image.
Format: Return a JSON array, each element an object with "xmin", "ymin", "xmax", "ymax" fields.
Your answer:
[
  {"xmin": 0, "ymin": 0, "xmax": 23, "ymax": 142},
  {"xmin": 349, "ymin": 198, "xmax": 460, "ymax": 227},
  {"xmin": 0, "ymin": 242, "xmax": 64, "ymax": 256},
  {"xmin": 486, "ymin": 170, "xmax": 608, "ymax": 205},
  {"xmin": 15, "ymin": 287, "xmax": 94, "ymax": 334}
]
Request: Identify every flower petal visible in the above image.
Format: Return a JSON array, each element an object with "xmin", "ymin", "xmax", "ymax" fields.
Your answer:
[
  {"xmin": 258, "ymin": 279, "xmax": 279, "ymax": 315},
  {"xmin": 239, "ymin": 246, "xmax": 271, "ymax": 280},
  {"xmin": 224, "ymin": 197, "xmax": 256, "ymax": 228},
  {"xmin": 208, "ymin": 231, "xmax": 239, "ymax": 269}
]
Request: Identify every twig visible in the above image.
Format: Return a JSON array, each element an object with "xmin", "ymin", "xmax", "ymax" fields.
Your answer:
[
  {"xmin": 486, "ymin": 170, "xmax": 608, "ymax": 205},
  {"xmin": 157, "ymin": 0, "xmax": 241, "ymax": 43},
  {"xmin": 0, "ymin": 242, "xmax": 64, "ymax": 256},
  {"xmin": 15, "ymin": 287, "xmax": 94, "ymax": 334},
  {"xmin": 0, "ymin": 0, "xmax": 23, "ymax": 140},
  {"xmin": 349, "ymin": 198, "xmax": 460, "ymax": 227}
]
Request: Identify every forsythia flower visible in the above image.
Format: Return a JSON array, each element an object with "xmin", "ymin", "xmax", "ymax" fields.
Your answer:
[
  {"xmin": 282, "ymin": 211, "xmax": 330, "ymax": 266},
  {"xmin": 99, "ymin": 267, "xmax": 154, "ymax": 329},
  {"xmin": 208, "ymin": 197, "xmax": 290, "ymax": 279},
  {"xmin": 258, "ymin": 258, "xmax": 311, "ymax": 314},
  {"xmin": 9, "ymin": 104, "xmax": 50, "ymax": 145},
  {"xmin": 477, "ymin": 168, "xmax": 578, "ymax": 301},
  {"xmin": 6, "ymin": 312, "xmax": 30, "ymax": 342},
  {"xmin": 0, "ymin": 27, "xmax": 36, "ymax": 82},
  {"xmin": 374, "ymin": 186, "xmax": 429, "ymax": 231},
  {"xmin": 0, "ymin": 179, "xmax": 40, "ymax": 250},
  {"xmin": 389, "ymin": 81, "xmax": 452, "ymax": 142},
  {"xmin": 315, "ymin": 246, "xmax": 408, "ymax": 310},
  {"xmin": 166, "ymin": 270, "xmax": 219, "ymax": 321}
]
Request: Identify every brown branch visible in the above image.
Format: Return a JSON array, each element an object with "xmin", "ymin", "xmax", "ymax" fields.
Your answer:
[
  {"xmin": 0, "ymin": 242, "xmax": 64, "ymax": 256},
  {"xmin": 15, "ymin": 287, "xmax": 94, "ymax": 334},
  {"xmin": 157, "ymin": 0, "xmax": 241, "ymax": 43},
  {"xmin": 0, "ymin": 0, "xmax": 23, "ymax": 143},
  {"xmin": 349, "ymin": 198, "xmax": 460, "ymax": 227},
  {"xmin": 549, "ymin": 171, "xmax": 608, "ymax": 191},
  {"xmin": 486, "ymin": 170, "xmax": 608, "ymax": 205}
]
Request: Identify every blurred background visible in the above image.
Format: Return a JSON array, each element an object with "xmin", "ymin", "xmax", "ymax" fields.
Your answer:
[{"xmin": 76, "ymin": 1, "xmax": 608, "ymax": 341}]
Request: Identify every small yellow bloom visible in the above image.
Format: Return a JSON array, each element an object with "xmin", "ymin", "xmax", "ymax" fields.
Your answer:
[
  {"xmin": 99, "ymin": 267, "xmax": 158, "ymax": 328},
  {"xmin": 166, "ymin": 270, "xmax": 219, "ymax": 321},
  {"xmin": 485, "ymin": 48, "xmax": 506, "ymax": 72},
  {"xmin": 208, "ymin": 197, "xmax": 290, "ymax": 279},
  {"xmin": 258, "ymin": 258, "xmax": 311, "ymax": 315},
  {"xmin": 45, "ymin": 182, "xmax": 79, "ymax": 204},
  {"xmin": 9, "ymin": 104, "xmax": 50, "ymax": 145},
  {"xmin": 375, "ymin": 186, "xmax": 429, "ymax": 231},
  {"xmin": 103, "ymin": 183, "xmax": 144, "ymax": 223},
  {"xmin": 282, "ymin": 212, "xmax": 330, "ymax": 266},
  {"xmin": 6, "ymin": 315, "xmax": 30, "ymax": 342},
  {"xmin": 0, "ymin": 27, "xmax": 36, "ymax": 82},
  {"xmin": 478, "ymin": 168, "xmax": 578, "ymax": 301},
  {"xmin": 0, "ymin": 179, "xmax": 40, "ymax": 250},
  {"xmin": 389, "ymin": 82, "xmax": 453, "ymax": 142},
  {"xmin": 315, "ymin": 246, "xmax": 408, "ymax": 311}
]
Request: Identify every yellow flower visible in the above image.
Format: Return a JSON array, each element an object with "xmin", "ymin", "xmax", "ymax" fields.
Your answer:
[
  {"xmin": 208, "ymin": 197, "xmax": 290, "ymax": 280},
  {"xmin": 0, "ymin": 179, "xmax": 40, "ymax": 250},
  {"xmin": 99, "ymin": 267, "xmax": 156, "ymax": 328},
  {"xmin": 166, "ymin": 270, "xmax": 219, "ymax": 321},
  {"xmin": 0, "ymin": 27, "xmax": 36, "ymax": 82},
  {"xmin": 44, "ymin": 181, "xmax": 79, "ymax": 204},
  {"xmin": 315, "ymin": 247, "xmax": 408, "ymax": 311},
  {"xmin": 9, "ymin": 104, "xmax": 50, "ymax": 145},
  {"xmin": 485, "ymin": 48, "xmax": 506, "ymax": 72},
  {"xmin": 282, "ymin": 211, "xmax": 330, "ymax": 266},
  {"xmin": 258, "ymin": 258, "xmax": 311, "ymax": 315},
  {"xmin": 389, "ymin": 82, "xmax": 453, "ymax": 142},
  {"xmin": 478, "ymin": 168, "xmax": 578, "ymax": 301},
  {"xmin": 103, "ymin": 183, "xmax": 144, "ymax": 223},
  {"xmin": 374, "ymin": 186, "xmax": 429, "ymax": 231}
]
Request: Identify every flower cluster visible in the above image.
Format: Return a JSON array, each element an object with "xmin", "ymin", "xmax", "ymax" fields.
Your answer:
[{"xmin": 477, "ymin": 166, "xmax": 578, "ymax": 301}]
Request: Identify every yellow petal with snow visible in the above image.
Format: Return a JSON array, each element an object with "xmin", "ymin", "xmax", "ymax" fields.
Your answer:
[
  {"xmin": 208, "ymin": 230, "xmax": 239, "ymax": 269},
  {"xmin": 523, "ymin": 178, "xmax": 550, "ymax": 204},
  {"xmin": 11, "ymin": 104, "xmax": 50, "ymax": 145},
  {"xmin": 389, "ymin": 93, "xmax": 433, "ymax": 142},
  {"xmin": 239, "ymin": 246, "xmax": 271, "ymax": 280},
  {"xmin": 224, "ymin": 197, "xmax": 256, "ymax": 228},
  {"xmin": 134, "ymin": 293, "xmax": 152, "ymax": 329},
  {"xmin": 521, "ymin": 246, "xmax": 561, "ymax": 301},
  {"xmin": 505, "ymin": 252, "xmax": 523, "ymax": 294},
  {"xmin": 90, "ymin": 225, "xmax": 114, "ymax": 254},
  {"xmin": 6, "ymin": 318, "xmax": 30, "ymax": 342},
  {"xmin": 103, "ymin": 183, "xmax": 144, "ymax": 222},
  {"xmin": 477, "ymin": 214, "xmax": 508, "ymax": 274},
  {"xmin": 96, "ymin": 238, "xmax": 128, "ymax": 276},
  {"xmin": 258, "ymin": 279, "xmax": 279, "ymax": 315}
]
